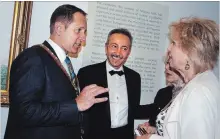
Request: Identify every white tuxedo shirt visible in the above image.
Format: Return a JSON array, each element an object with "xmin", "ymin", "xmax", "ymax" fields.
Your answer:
[{"xmin": 106, "ymin": 61, "xmax": 128, "ymax": 128}]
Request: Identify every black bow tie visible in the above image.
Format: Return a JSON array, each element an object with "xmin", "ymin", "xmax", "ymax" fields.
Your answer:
[{"xmin": 109, "ymin": 70, "xmax": 124, "ymax": 76}]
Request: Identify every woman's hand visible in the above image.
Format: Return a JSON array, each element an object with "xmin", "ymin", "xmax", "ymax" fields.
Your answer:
[
  {"xmin": 135, "ymin": 122, "xmax": 155, "ymax": 139},
  {"xmin": 139, "ymin": 122, "xmax": 156, "ymax": 134}
]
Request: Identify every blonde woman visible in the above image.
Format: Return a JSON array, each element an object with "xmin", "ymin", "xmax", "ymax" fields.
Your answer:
[{"xmin": 137, "ymin": 17, "xmax": 219, "ymax": 139}]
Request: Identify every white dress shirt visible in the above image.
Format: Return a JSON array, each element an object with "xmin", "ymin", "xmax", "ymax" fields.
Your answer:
[
  {"xmin": 47, "ymin": 39, "xmax": 70, "ymax": 76},
  {"xmin": 106, "ymin": 61, "xmax": 128, "ymax": 128}
]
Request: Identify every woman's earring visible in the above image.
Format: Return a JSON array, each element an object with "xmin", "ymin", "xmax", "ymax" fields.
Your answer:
[{"xmin": 185, "ymin": 61, "xmax": 190, "ymax": 70}]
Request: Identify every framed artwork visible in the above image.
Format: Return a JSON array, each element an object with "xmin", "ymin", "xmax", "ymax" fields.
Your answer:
[{"xmin": 1, "ymin": 1, "xmax": 33, "ymax": 107}]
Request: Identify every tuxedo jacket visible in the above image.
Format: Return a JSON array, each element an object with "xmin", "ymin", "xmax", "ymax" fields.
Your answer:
[
  {"xmin": 150, "ymin": 71, "xmax": 220, "ymax": 139},
  {"xmin": 4, "ymin": 41, "xmax": 82, "ymax": 139},
  {"xmin": 137, "ymin": 86, "xmax": 173, "ymax": 126},
  {"xmin": 77, "ymin": 61, "xmax": 141, "ymax": 139}
]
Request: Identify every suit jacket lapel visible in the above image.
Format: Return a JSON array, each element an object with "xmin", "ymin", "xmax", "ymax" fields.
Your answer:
[
  {"xmin": 123, "ymin": 66, "xmax": 132, "ymax": 118},
  {"xmin": 100, "ymin": 61, "xmax": 108, "ymax": 88},
  {"xmin": 100, "ymin": 61, "xmax": 111, "ymax": 123},
  {"xmin": 43, "ymin": 41, "xmax": 58, "ymax": 58},
  {"xmin": 42, "ymin": 41, "xmax": 71, "ymax": 82}
]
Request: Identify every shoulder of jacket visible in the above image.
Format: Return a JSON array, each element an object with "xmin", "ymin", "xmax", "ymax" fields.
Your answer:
[
  {"xmin": 78, "ymin": 61, "xmax": 104, "ymax": 73},
  {"xmin": 14, "ymin": 45, "xmax": 44, "ymax": 61},
  {"xmin": 124, "ymin": 65, "xmax": 140, "ymax": 76}
]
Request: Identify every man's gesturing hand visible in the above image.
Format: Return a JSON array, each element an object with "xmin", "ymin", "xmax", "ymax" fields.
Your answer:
[{"xmin": 75, "ymin": 84, "xmax": 109, "ymax": 111}]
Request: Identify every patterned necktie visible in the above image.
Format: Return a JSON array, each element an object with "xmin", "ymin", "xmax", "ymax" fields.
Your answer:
[
  {"xmin": 65, "ymin": 56, "xmax": 79, "ymax": 95},
  {"xmin": 65, "ymin": 56, "xmax": 84, "ymax": 138}
]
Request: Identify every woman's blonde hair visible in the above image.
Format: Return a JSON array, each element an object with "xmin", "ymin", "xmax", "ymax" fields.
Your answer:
[{"xmin": 169, "ymin": 17, "xmax": 219, "ymax": 73}]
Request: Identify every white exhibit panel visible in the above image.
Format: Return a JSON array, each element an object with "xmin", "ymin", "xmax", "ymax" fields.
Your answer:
[{"xmin": 84, "ymin": 1, "xmax": 169, "ymax": 105}]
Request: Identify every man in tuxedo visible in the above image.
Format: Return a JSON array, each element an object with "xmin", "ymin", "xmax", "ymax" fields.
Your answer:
[
  {"xmin": 77, "ymin": 28, "xmax": 141, "ymax": 139},
  {"xmin": 4, "ymin": 4, "xmax": 108, "ymax": 139}
]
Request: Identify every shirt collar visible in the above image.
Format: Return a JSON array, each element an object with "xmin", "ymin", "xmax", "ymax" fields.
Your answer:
[
  {"xmin": 106, "ymin": 60, "xmax": 124, "ymax": 72},
  {"xmin": 47, "ymin": 39, "xmax": 67, "ymax": 63}
]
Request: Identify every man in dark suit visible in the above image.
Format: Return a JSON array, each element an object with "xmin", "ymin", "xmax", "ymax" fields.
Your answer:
[
  {"xmin": 4, "ymin": 4, "xmax": 108, "ymax": 139},
  {"xmin": 77, "ymin": 28, "xmax": 141, "ymax": 139}
]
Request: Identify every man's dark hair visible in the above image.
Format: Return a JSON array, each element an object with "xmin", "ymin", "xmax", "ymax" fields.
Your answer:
[
  {"xmin": 50, "ymin": 4, "xmax": 87, "ymax": 34},
  {"xmin": 106, "ymin": 28, "xmax": 133, "ymax": 47}
]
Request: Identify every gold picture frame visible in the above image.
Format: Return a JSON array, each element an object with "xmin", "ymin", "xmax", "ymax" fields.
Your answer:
[{"xmin": 1, "ymin": 1, "xmax": 33, "ymax": 107}]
